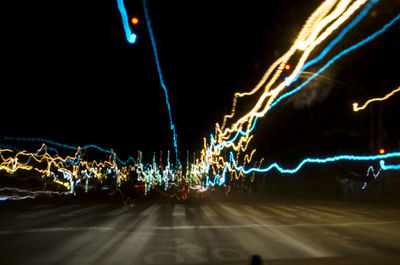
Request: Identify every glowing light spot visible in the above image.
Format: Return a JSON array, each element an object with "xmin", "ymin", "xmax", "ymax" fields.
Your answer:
[
  {"xmin": 131, "ymin": 17, "xmax": 139, "ymax": 24},
  {"xmin": 285, "ymin": 64, "xmax": 291, "ymax": 71},
  {"xmin": 379, "ymin": 148, "xmax": 385, "ymax": 154},
  {"xmin": 129, "ymin": 33, "xmax": 137, "ymax": 44}
]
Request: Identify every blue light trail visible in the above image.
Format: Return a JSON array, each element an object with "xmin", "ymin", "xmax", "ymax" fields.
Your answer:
[
  {"xmin": 366, "ymin": 165, "xmax": 381, "ymax": 179},
  {"xmin": 235, "ymin": 152, "xmax": 400, "ymax": 175},
  {"xmin": 205, "ymin": 151, "xmax": 400, "ymax": 187},
  {"xmin": 116, "ymin": 0, "xmax": 137, "ymax": 43},
  {"xmin": 143, "ymin": 0, "xmax": 180, "ymax": 167},
  {"xmin": 380, "ymin": 160, "xmax": 400, "ymax": 171}
]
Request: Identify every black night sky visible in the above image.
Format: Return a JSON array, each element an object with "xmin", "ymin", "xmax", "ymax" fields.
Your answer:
[{"xmin": 2, "ymin": 0, "xmax": 400, "ymax": 163}]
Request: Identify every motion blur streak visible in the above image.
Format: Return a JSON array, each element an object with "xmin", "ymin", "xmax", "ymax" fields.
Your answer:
[
  {"xmin": 353, "ymin": 86, "xmax": 400, "ymax": 111},
  {"xmin": 235, "ymin": 152, "xmax": 400, "ymax": 175},
  {"xmin": 380, "ymin": 160, "xmax": 400, "ymax": 171},
  {"xmin": 143, "ymin": 0, "xmax": 180, "ymax": 167},
  {"xmin": 3, "ymin": 136, "xmax": 137, "ymax": 165},
  {"xmin": 116, "ymin": 0, "xmax": 137, "ymax": 43}
]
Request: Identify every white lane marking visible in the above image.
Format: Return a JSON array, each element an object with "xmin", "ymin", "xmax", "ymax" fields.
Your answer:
[
  {"xmin": 153, "ymin": 220, "xmax": 400, "ymax": 230},
  {"xmin": 261, "ymin": 205, "xmax": 297, "ymax": 218},
  {"xmin": 173, "ymin": 204, "xmax": 185, "ymax": 216},
  {"xmin": 0, "ymin": 227, "xmax": 114, "ymax": 234},
  {"xmin": 200, "ymin": 205, "xmax": 217, "ymax": 216},
  {"xmin": 60, "ymin": 204, "xmax": 107, "ymax": 217}
]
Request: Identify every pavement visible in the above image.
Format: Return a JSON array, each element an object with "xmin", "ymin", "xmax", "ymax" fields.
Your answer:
[{"xmin": 1, "ymin": 194, "xmax": 400, "ymax": 265}]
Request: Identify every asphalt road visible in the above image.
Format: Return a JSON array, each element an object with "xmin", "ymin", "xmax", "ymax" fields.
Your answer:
[{"xmin": 1, "ymin": 194, "xmax": 400, "ymax": 265}]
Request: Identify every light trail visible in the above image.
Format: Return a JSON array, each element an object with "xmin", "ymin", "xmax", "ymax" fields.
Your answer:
[
  {"xmin": 366, "ymin": 165, "xmax": 382, "ymax": 179},
  {"xmin": 353, "ymin": 86, "xmax": 400, "ymax": 111},
  {"xmin": 143, "ymin": 0, "xmax": 180, "ymax": 167},
  {"xmin": 235, "ymin": 152, "xmax": 400, "ymax": 175},
  {"xmin": 3, "ymin": 136, "xmax": 137, "ymax": 165},
  {"xmin": 204, "ymin": 151, "xmax": 400, "ymax": 187},
  {"xmin": 380, "ymin": 160, "xmax": 400, "ymax": 171},
  {"xmin": 0, "ymin": 187, "xmax": 70, "ymax": 201},
  {"xmin": 116, "ymin": 0, "xmax": 137, "ymax": 43}
]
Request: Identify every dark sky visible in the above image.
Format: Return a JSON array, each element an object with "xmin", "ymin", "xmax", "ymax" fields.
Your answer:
[{"xmin": 2, "ymin": 0, "xmax": 399, "ymax": 162}]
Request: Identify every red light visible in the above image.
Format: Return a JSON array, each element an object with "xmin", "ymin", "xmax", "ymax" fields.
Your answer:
[
  {"xmin": 379, "ymin": 148, "xmax": 385, "ymax": 154},
  {"xmin": 284, "ymin": 64, "xmax": 291, "ymax": 71},
  {"xmin": 131, "ymin": 17, "xmax": 139, "ymax": 25}
]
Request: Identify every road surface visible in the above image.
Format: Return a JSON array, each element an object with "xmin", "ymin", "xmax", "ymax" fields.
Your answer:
[{"xmin": 1, "ymin": 194, "xmax": 400, "ymax": 265}]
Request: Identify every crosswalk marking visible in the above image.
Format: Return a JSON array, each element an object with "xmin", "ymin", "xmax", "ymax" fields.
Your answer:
[
  {"xmin": 200, "ymin": 205, "xmax": 217, "ymax": 216},
  {"xmin": 173, "ymin": 204, "xmax": 185, "ymax": 216},
  {"xmin": 261, "ymin": 205, "xmax": 297, "ymax": 218}
]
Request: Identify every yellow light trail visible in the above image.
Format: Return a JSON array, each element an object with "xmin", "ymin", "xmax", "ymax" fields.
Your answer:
[{"xmin": 353, "ymin": 86, "xmax": 400, "ymax": 111}]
